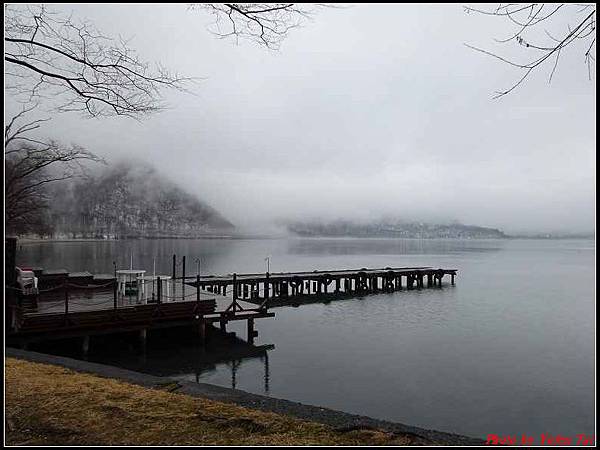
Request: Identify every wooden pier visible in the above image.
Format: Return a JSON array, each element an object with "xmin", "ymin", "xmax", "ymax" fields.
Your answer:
[
  {"xmin": 5, "ymin": 243, "xmax": 457, "ymax": 352},
  {"xmin": 6, "ymin": 275, "xmax": 274, "ymax": 349},
  {"xmin": 192, "ymin": 266, "xmax": 457, "ymax": 307}
]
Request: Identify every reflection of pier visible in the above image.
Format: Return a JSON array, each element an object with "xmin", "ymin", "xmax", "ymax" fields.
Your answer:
[
  {"xmin": 26, "ymin": 324, "xmax": 274, "ymax": 395},
  {"xmin": 223, "ymin": 353, "xmax": 270, "ymax": 393}
]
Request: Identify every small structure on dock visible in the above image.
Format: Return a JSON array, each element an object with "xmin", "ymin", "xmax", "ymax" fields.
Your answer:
[
  {"xmin": 116, "ymin": 269, "xmax": 146, "ymax": 301},
  {"xmin": 137, "ymin": 275, "xmax": 172, "ymax": 304}
]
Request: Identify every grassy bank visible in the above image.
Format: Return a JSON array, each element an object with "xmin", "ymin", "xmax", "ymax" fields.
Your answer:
[{"xmin": 5, "ymin": 358, "xmax": 418, "ymax": 446}]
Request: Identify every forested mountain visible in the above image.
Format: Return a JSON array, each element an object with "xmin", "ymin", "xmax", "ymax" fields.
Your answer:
[
  {"xmin": 286, "ymin": 219, "xmax": 507, "ymax": 239},
  {"xmin": 42, "ymin": 163, "xmax": 234, "ymax": 238}
]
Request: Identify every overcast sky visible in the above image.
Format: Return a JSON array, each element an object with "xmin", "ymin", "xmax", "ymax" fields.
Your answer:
[{"xmin": 6, "ymin": 4, "xmax": 596, "ymax": 234}]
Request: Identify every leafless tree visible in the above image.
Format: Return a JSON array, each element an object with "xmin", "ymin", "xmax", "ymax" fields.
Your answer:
[
  {"xmin": 5, "ymin": 106, "xmax": 104, "ymax": 234},
  {"xmin": 193, "ymin": 3, "xmax": 322, "ymax": 49},
  {"xmin": 465, "ymin": 3, "xmax": 596, "ymax": 98},
  {"xmin": 5, "ymin": 4, "xmax": 193, "ymax": 119}
]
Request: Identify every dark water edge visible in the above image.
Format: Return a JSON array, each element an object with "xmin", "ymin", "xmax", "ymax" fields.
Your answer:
[{"xmin": 13, "ymin": 237, "xmax": 596, "ymax": 439}]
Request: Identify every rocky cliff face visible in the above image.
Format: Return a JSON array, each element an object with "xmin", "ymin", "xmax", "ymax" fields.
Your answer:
[{"xmin": 45, "ymin": 162, "xmax": 234, "ymax": 238}]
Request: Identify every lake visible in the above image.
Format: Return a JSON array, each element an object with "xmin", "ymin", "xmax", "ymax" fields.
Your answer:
[{"xmin": 15, "ymin": 237, "xmax": 595, "ymax": 439}]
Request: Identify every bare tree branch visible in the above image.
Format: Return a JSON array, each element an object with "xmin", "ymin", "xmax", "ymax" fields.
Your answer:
[
  {"xmin": 5, "ymin": 4, "xmax": 196, "ymax": 119},
  {"xmin": 193, "ymin": 3, "xmax": 323, "ymax": 49},
  {"xmin": 5, "ymin": 107, "xmax": 105, "ymax": 234},
  {"xmin": 465, "ymin": 3, "xmax": 596, "ymax": 98}
]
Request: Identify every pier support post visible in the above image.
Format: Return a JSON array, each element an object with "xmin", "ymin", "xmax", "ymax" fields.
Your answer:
[
  {"xmin": 199, "ymin": 319, "xmax": 207, "ymax": 344},
  {"xmin": 157, "ymin": 277, "xmax": 162, "ymax": 303},
  {"xmin": 451, "ymin": 274, "xmax": 455, "ymax": 285},
  {"xmin": 264, "ymin": 273, "xmax": 270, "ymax": 304},
  {"xmin": 196, "ymin": 275, "xmax": 200, "ymax": 303},
  {"xmin": 82, "ymin": 335, "xmax": 90, "ymax": 356},
  {"xmin": 113, "ymin": 280, "xmax": 118, "ymax": 310},
  {"xmin": 232, "ymin": 273, "xmax": 238, "ymax": 307},
  {"xmin": 263, "ymin": 274, "xmax": 268, "ymax": 301}
]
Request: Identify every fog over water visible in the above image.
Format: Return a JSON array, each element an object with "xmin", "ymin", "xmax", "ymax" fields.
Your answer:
[{"xmin": 5, "ymin": 4, "xmax": 596, "ymax": 234}]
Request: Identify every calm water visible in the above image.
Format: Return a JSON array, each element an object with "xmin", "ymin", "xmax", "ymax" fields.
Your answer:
[{"xmin": 16, "ymin": 238, "xmax": 595, "ymax": 439}]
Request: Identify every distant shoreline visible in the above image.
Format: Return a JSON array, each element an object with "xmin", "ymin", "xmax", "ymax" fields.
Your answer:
[
  {"xmin": 15, "ymin": 235, "xmax": 264, "ymax": 243},
  {"xmin": 14, "ymin": 234, "xmax": 595, "ymax": 243}
]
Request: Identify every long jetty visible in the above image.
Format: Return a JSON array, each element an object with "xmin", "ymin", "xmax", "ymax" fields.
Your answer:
[{"xmin": 194, "ymin": 266, "xmax": 457, "ymax": 307}]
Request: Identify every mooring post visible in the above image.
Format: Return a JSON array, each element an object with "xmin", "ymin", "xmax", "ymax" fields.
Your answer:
[
  {"xmin": 182, "ymin": 256, "xmax": 186, "ymax": 300},
  {"xmin": 172, "ymin": 254, "xmax": 176, "ymax": 279},
  {"xmin": 113, "ymin": 279, "xmax": 118, "ymax": 310},
  {"xmin": 233, "ymin": 273, "xmax": 238, "ymax": 312},
  {"xmin": 264, "ymin": 272, "xmax": 270, "ymax": 302},
  {"xmin": 157, "ymin": 277, "xmax": 162, "ymax": 304},
  {"xmin": 196, "ymin": 274, "xmax": 200, "ymax": 304}
]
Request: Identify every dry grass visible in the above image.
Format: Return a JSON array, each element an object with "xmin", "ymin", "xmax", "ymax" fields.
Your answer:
[{"xmin": 5, "ymin": 358, "xmax": 417, "ymax": 446}]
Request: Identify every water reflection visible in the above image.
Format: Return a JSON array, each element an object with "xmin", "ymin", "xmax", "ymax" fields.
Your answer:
[
  {"xmin": 189, "ymin": 346, "xmax": 272, "ymax": 394},
  {"xmin": 287, "ymin": 238, "xmax": 506, "ymax": 256},
  {"xmin": 14, "ymin": 238, "xmax": 595, "ymax": 439},
  {"xmin": 29, "ymin": 325, "xmax": 275, "ymax": 394}
]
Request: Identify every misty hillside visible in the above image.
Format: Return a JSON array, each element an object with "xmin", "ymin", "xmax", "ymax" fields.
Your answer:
[
  {"xmin": 286, "ymin": 219, "xmax": 507, "ymax": 239},
  {"xmin": 45, "ymin": 163, "xmax": 234, "ymax": 238}
]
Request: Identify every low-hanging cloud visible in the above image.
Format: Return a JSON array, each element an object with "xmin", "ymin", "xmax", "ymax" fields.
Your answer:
[{"xmin": 6, "ymin": 4, "xmax": 596, "ymax": 235}]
